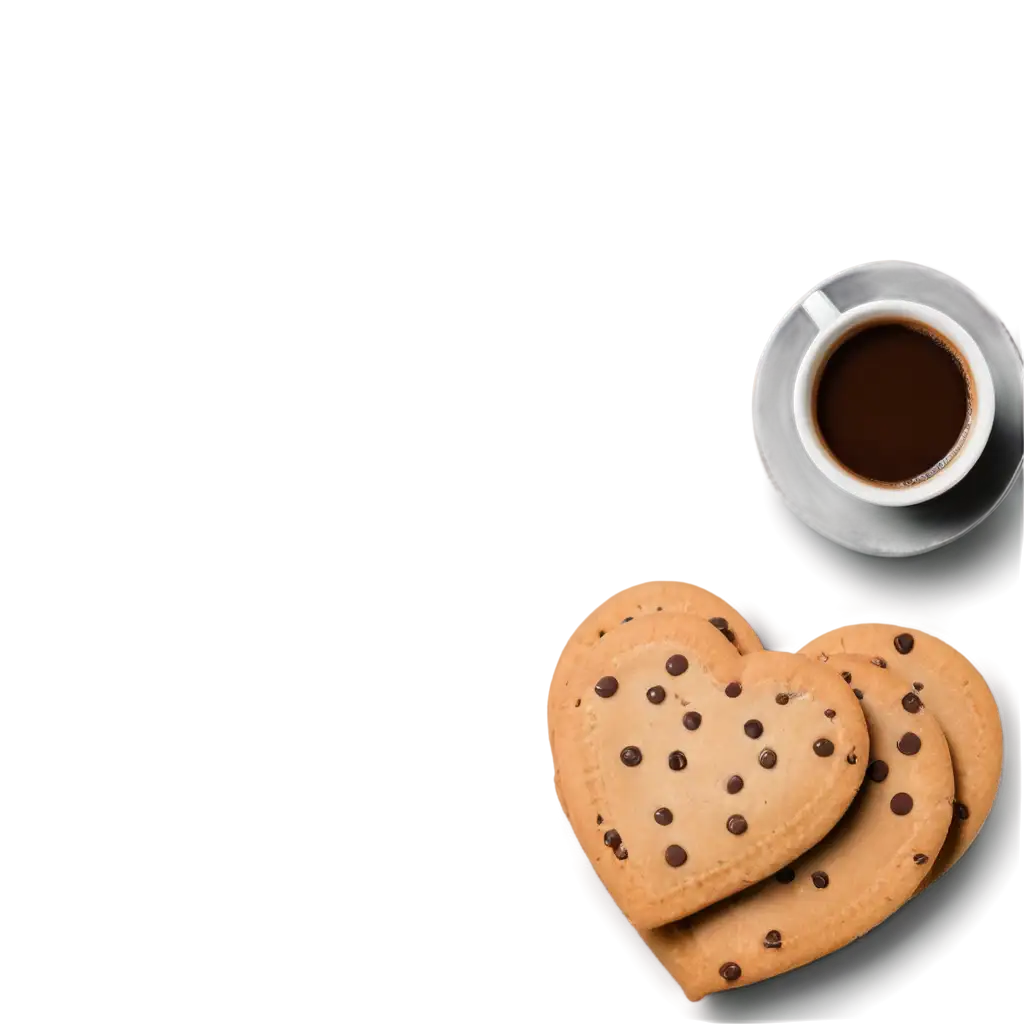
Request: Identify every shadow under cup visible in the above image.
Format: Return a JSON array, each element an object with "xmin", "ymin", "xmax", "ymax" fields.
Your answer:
[{"xmin": 812, "ymin": 318, "xmax": 976, "ymax": 489}]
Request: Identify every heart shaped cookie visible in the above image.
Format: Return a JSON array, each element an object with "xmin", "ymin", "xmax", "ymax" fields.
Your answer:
[
  {"xmin": 646, "ymin": 656, "xmax": 954, "ymax": 998},
  {"xmin": 548, "ymin": 582, "xmax": 763, "ymax": 815},
  {"xmin": 555, "ymin": 614, "xmax": 867, "ymax": 929},
  {"xmin": 800, "ymin": 625, "xmax": 1001, "ymax": 882}
]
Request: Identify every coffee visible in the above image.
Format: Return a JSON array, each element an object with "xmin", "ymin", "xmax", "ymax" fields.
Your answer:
[{"xmin": 814, "ymin": 321, "xmax": 970, "ymax": 484}]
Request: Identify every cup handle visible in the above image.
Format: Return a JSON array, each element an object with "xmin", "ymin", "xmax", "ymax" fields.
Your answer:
[{"xmin": 802, "ymin": 290, "xmax": 842, "ymax": 331}]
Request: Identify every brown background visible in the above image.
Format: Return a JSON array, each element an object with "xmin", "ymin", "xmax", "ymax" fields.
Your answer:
[{"xmin": 2, "ymin": 9, "xmax": 1024, "ymax": 1024}]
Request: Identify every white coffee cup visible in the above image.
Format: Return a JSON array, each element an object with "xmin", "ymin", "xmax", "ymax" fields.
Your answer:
[{"xmin": 793, "ymin": 292, "xmax": 995, "ymax": 507}]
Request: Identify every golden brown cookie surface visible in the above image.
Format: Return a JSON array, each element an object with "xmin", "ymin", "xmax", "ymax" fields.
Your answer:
[
  {"xmin": 554, "ymin": 614, "xmax": 866, "ymax": 929},
  {"xmin": 647, "ymin": 657, "xmax": 954, "ymax": 999},
  {"xmin": 800, "ymin": 624, "xmax": 1001, "ymax": 880}
]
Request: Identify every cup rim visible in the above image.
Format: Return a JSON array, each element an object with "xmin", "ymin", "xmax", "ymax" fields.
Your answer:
[{"xmin": 793, "ymin": 298, "xmax": 996, "ymax": 507}]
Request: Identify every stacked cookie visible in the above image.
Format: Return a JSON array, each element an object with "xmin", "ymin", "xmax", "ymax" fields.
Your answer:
[{"xmin": 547, "ymin": 582, "xmax": 1002, "ymax": 1001}]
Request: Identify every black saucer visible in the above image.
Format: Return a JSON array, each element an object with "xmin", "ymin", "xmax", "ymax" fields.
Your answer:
[{"xmin": 753, "ymin": 261, "xmax": 1022, "ymax": 556}]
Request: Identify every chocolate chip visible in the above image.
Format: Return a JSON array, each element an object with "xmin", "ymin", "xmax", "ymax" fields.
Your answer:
[
  {"xmin": 841, "ymin": 671, "xmax": 852, "ymax": 684},
  {"xmin": 853, "ymin": 688, "xmax": 864, "ymax": 700},
  {"xmin": 890, "ymin": 792, "xmax": 914, "ymax": 815},
  {"xmin": 598, "ymin": 630, "xmax": 606, "ymax": 638},
  {"xmin": 620, "ymin": 746, "xmax": 642, "ymax": 767},
  {"xmin": 726, "ymin": 814, "xmax": 748, "ymax": 835},
  {"xmin": 683, "ymin": 711, "xmax": 702, "ymax": 731},
  {"xmin": 574, "ymin": 699, "xmax": 581, "ymax": 707},
  {"xmin": 894, "ymin": 632, "xmax": 915, "ymax": 655},
  {"xmin": 726, "ymin": 775, "xmax": 744, "ymax": 794},
  {"xmin": 647, "ymin": 685, "xmax": 666, "ymax": 705},
  {"xmin": 709, "ymin": 616, "xmax": 729, "ymax": 630},
  {"xmin": 722, "ymin": 628, "xmax": 736, "ymax": 644},
  {"xmin": 775, "ymin": 693, "xmax": 789, "ymax": 705},
  {"xmin": 867, "ymin": 759, "xmax": 889, "ymax": 782},
  {"xmin": 902, "ymin": 692, "xmax": 922, "ymax": 713},
  {"xmin": 775, "ymin": 866, "xmax": 795, "ymax": 883},
  {"xmin": 725, "ymin": 681, "xmax": 742, "ymax": 698},
  {"xmin": 813, "ymin": 738, "xmax": 835, "ymax": 757},
  {"xmin": 759, "ymin": 748, "xmax": 777, "ymax": 769},
  {"xmin": 743, "ymin": 719, "xmax": 763, "ymax": 739},
  {"xmin": 824, "ymin": 708, "xmax": 836, "ymax": 719},
  {"xmin": 954, "ymin": 801, "xmax": 970, "ymax": 820},
  {"xmin": 847, "ymin": 752, "xmax": 857, "ymax": 764},
  {"xmin": 595, "ymin": 676, "xmax": 618, "ymax": 698},
  {"xmin": 603, "ymin": 829, "xmax": 621, "ymax": 849},
  {"xmin": 665, "ymin": 654, "xmax": 688, "ymax": 676},
  {"xmin": 621, "ymin": 616, "xmax": 633, "ymax": 624},
  {"xmin": 872, "ymin": 657, "xmax": 887, "ymax": 668},
  {"xmin": 811, "ymin": 871, "xmax": 829, "ymax": 889},
  {"xmin": 913, "ymin": 682, "xmax": 924, "ymax": 691},
  {"xmin": 614, "ymin": 845, "xmax": 628, "ymax": 860},
  {"xmin": 665, "ymin": 844, "xmax": 687, "ymax": 867},
  {"xmin": 719, "ymin": 962, "xmax": 741, "ymax": 982},
  {"xmin": 667, "ymin": 750, "xmax": 687, "ymax": 771},
  {"xmin": 914, "ymin": 853, "xmax": 929, "ymax": 865},
  {"xmin": 763, "ymin": 930, "xmax": 782, "ymax": 949},
  {"xmin": 596, "ymin": 814, "xmax": 603, "ymax": 825},
  {"xmin": 654, "ymin": 807, "xmax": 673, "ymax": 826},
  {"xmin": 897, "ymin": 732, "xmax": 921, "ymax": 756}
]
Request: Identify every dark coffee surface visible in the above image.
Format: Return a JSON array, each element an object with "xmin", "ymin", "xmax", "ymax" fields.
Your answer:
[{"xmin": 815, "ymin": 322, "xmax": 969, "ymax": 483}]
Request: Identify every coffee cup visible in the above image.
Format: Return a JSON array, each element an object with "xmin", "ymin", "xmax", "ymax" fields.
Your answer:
[
  {"xmin": 793, "ymin": 292, "xmax": 995, "ymax": 508},
  {"xmin": 745, "ymin": 260, "xmax": 1024, "ymax": 557}
]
